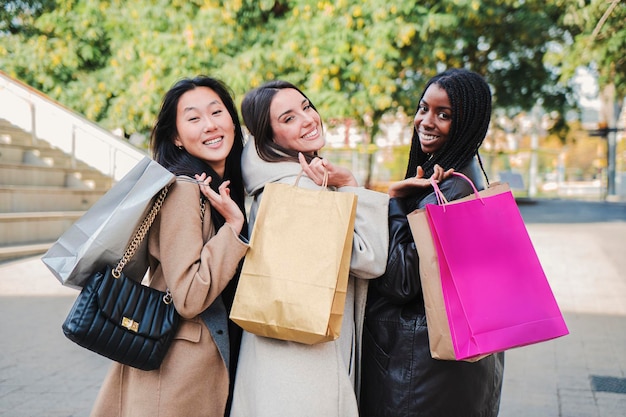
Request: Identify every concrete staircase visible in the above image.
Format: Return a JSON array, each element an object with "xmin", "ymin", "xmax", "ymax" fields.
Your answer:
[{"xmin": 0, "ymin": 118, "xmax": 112, "ymax": 261}]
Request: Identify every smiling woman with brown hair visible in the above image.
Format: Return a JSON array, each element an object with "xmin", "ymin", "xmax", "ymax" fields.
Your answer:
[{"xmin": 230, "ymin": 80, "xmax": 389, "ymax": 417}]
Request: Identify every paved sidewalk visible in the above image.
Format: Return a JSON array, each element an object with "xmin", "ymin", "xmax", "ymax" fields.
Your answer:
[
  {"xmin": 1, "ymin": 199, "xmax": 625, "ymax": 417},
  {"xmin": 497, "ymin": 200, "xmax": 626, "ymax": 417}
]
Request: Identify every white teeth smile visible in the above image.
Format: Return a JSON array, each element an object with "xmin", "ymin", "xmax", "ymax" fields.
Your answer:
[
  {"xmin": 302, "ymin": 128, "xmax": 318, "ymax": 139},
  {"xmin": 420, "ymin": 133, "xmax": 439, "ymax": 141},
  {"xmin": 204, "ymin": 137, "xmax": 222, "ymax": 145}
]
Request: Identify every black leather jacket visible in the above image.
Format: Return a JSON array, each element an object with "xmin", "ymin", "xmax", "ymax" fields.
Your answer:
[{"xmin": 360, "ymin": 160, "xmax": 505, "ymax": 417}]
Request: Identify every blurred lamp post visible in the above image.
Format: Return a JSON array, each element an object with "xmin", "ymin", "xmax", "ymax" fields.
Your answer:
[{"xmin": 528, "ymin": 105, "xmax": 542, "ymax": 198}]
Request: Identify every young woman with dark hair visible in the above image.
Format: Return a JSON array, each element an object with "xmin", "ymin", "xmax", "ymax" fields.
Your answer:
[
  {"xmin": 360, "ymin": 68, "xmax": 505, "ymax": 417},
  {"xmin": 90, "ymin": 76, "xmax": 249, "ymax": 417}
]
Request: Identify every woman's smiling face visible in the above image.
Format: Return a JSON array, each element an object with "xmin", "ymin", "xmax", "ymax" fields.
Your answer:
[
  {"xmin": 414, "ymin": 84, "xmax": 452, "ymax": 155},
  {"xmin": 174, "ymin": 86, "xmax": 235, "ymax": 176},
  {"xmin": 269, "ymin": 88, "xmax": 324, "ymax": 155}
]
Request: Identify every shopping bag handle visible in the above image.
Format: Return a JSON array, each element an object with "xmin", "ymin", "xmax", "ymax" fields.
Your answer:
[
  {"xmin": 295, "ymin": 168, "xmax": 329, "ymax": 189},
  {"xmin": 429, "ymin": 172, "xmax": 484, "ymax": 210}
]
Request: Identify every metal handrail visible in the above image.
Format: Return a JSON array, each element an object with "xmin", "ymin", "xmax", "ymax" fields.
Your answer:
[{"xmin": 0, "ymin": 70, "xmax": 146, "ymax": 181}]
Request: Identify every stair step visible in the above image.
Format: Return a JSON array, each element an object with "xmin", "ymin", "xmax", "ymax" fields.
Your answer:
[
  {"xmin": 0, "ymin": 242, "xmax": 53, "ymax": 262},
  {"xmin": 0, "ymin": 125, "xmax": 36, "ymax": 146},
  {"xmin": 0, "ymin": 211, "xmax": 85, "ymax": 246},
  {"xmin": 0, "ymin": 210, "xmax": 86, "ymax": 219},
  {"xmin": 0, "ymin": 162, "xmax": 111, "ymax": 188},
  {"xmin": 0, "ymin": 115, "xmax": 118, "ymax": 262},
  {"xmin": 0, "ymin": 185, "xmax": 106, "ymax": 213},
  {"xmin": 0, "ymin": 142, "xmax": 108, "ymax": 172}
]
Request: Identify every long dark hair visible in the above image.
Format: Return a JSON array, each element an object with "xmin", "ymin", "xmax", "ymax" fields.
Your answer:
[
  {"xmin": 405, "ymin": 68, "xmax": 491, "ymax": 182},
  {"xmin": 241, "ymin": 80, "xmax": 322, "ymax": 163},
  {"xmin": 150, "ymin": 76, "xmax": 247, "ymax": 235},
  {"xmin": 151, "ymin": 77, "xmax": 247, "ymax": 399}
]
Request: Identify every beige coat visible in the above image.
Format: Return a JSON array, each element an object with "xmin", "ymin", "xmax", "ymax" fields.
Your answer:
[
  {"xmin": 90, "ymin": 178, "xmax": 249, "ymax": 417},
  {"xmin": 230, "ymin": 141, "xmax": 389, "ymax": 417}
]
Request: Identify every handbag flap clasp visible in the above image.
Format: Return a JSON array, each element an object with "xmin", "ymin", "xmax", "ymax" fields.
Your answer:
[{"xmin": 121, "ymin": 317, "xmax": 139, "ymax": 332}]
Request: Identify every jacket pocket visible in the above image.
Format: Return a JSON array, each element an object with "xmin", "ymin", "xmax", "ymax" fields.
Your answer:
[{"xmin": 173, "ymin": 318, "xmax": 202, "ymax": 343}]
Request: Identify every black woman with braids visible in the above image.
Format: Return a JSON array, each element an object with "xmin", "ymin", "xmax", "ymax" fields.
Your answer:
[{"xmin": 359, "ymin": 68, "xmax": 505, "ymax": 417}]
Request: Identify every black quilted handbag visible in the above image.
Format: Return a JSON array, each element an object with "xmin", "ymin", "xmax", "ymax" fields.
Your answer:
[{"xmin": 62, "ymin": 187, "xmax": 180, "ymax": 371}]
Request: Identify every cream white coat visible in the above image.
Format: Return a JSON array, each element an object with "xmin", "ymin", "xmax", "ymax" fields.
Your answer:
[{"xmin": 230, "ymin": 141, "xmax": 389, "ymax": 417}]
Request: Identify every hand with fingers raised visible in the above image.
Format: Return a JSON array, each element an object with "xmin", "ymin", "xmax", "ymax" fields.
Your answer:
[{"xmin": 195, "ymin": 173, "xmax": 245, "ymax": 234}]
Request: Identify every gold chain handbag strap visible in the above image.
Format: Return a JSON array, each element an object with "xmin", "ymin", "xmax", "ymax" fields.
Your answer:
[
  {"xmin": 113, "ymin": 186, "xmax": 170, "ymax": 278},
  {"xmin": 200, "ymin": 196, "xmax": 206, "ymax": 223},
  {"xmin": 110, "ymin": 185, "xmax": 206, "ymax": 305}
]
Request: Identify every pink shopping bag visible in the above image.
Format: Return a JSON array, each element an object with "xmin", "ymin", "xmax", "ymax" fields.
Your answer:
[{"xmin": 425, "ymin": 173, "xmax": 569, "ymax": 360}]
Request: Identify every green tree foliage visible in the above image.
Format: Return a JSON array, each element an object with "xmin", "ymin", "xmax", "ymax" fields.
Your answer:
[
  {"xmin": 0, "ymin": 0, "xmax": 574, "ymax": 139},
  {"xmin": 1, "ymin": 0, "xmax": 247, "ymax": 132},
  {"xmin": 0, "ymin": 0, "xmax": 55, "ymax": 34},
  {"xmin": 559, "ymin": 0, "xmax": 626, "ymax": 100}
]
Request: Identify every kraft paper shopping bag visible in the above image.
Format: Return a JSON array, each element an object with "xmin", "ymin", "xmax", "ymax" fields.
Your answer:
[
  {"xmin": 408, "ymin": 208, "xmax": 486, "ymax": 362},
  {"xmin": 422, "ymin": 172, "xmax": 568, "ymax": 360},
  {"xmin": 230, "ymin": 177, "xmax": 357, "ymax": 345},
  {"xmin": 41, "ymin": 157, "xmax": 175, "ymax": 289}
]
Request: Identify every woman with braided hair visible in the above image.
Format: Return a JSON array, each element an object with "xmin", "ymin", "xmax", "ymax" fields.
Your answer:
[{"xmin": 359, "ymin": 68, "xmax": 505, "ymax": 417}]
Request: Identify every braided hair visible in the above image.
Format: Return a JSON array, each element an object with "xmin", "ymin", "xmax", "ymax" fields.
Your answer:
[{"xmin": 405, "ymin": 68, "xmax": 491, "ymax": 182}]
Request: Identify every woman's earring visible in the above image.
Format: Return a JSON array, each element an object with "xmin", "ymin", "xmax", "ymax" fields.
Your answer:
[{"xmin": 177, "ymin": 145, "xmax": 183, "ymax": 151}]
